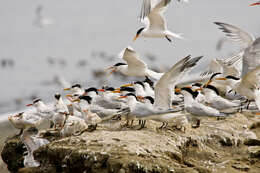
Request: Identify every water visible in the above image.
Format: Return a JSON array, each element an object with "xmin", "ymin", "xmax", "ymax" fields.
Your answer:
[{"xmin": 0, "ymin": 0, "xmax": 259, "ymax": 114}]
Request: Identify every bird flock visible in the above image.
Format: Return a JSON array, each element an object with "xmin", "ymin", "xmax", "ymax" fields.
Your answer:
[{"xmin": 7, "ymin": 0, "xmax": 260, "ymax": 167}]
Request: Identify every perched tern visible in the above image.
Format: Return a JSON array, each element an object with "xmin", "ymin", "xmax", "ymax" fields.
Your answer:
[
  {"xmin": 201, "ymin": 84, "xmax": 240, "ymax": 110},
  {"xmin": 177, "ymin": 87, "xmax": 227, "ymax": 127},
  {"xmin": 135, "ymin": 0, "xmax": 184, "ymax": 42},
  {"xmin": 8, "ymin": 112, "xmax": 42, "ymax": 136},
  {"xmin": 116, "ymin": 55, "xmax": 202, "ymax": 128},
  {"xmin": 108, "ymin": 47, "xmax": 163, "ymax": 80},
  {"xmin": 54, "ymin": 93, "xmax": 69, "ymax": 114},
  {"xmin": 26, "ymin": 99, "xmax": 55, "ymax": 126},
  {"xmin": 218, "ymin": 66, "xmax": 260, "ymax": 110},
  {"xmin": 64, "ymin": 84, "xmax": 84, "ymax": 95}
]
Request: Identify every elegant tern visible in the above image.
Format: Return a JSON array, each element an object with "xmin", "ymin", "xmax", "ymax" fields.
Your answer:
[
  {"xmin": 135, "ymin": 0, "xmax": 187, "ymax": 42},
  {"xmin": 215, "ymin": 22, "xmax": 260, "ymax": 77},
  {"xmin": 8, "ymin": 112, "xmax": 42, "ymax": 136},
  {"xmin": 108, "ymin": 47, "xmax": 163, "ymax": 80}
]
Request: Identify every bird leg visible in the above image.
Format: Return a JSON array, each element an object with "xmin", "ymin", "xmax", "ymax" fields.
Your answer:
[
  {"xmin": 192, "ymin": 119, "xmax": 200, "ymax": 128},
  {"xmin": 159, "ymin": 122, "xmax": 165, "ymax": 129},
  {"xmin": 165, "ymin": 35, "xmax": 172, "ymax": 43},
  {"xmin": 18, "ymin": 129, "xmax": 24, "ymax": 136},
  {"xmin": 247, "ymin": 100, "xmax": 251, "ymax": 109}
]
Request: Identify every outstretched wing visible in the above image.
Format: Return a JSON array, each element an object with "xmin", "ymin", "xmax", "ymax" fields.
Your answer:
[
  {"xmin": 155, "ymin": 55, "xmax": 203, "ymax": 109},
  {"xmin": 215, "ymin": 22, "xmax": 255, "ymax": 48},
  {"xmin": 121, "ymin": 47, "xmax": 148, "ymax": 71}
]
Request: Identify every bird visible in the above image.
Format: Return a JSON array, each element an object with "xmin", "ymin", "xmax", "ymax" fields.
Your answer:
[
  {"xmin": 26, "ymin": 99, "xmax": 56, "ymax": 127},
  {"xmin": 64, "ymin": 84, "xmax": 84, "ymax": 95},
  {"xmin": 21, "ymin": 127, "xmax": 49, "ymax": 167},
  {"xmin": 135, "ymin": 0, "xmax": 184, "ymax": 42},
  {"xmin": 217, "ymin": 66, "xmax": 260, "ymax": 110},
  {"xmin": 8, "ymin": 112, "xmax": 42, "ymax": 136},
  {"xmin": 54, "ymin": 93, "xmax": 69, "ymax": 114},
  {"xmin": 250, "ymin": 1, "xmax": 260, "ymax": 6},
  {"xmin": 177, "ymin": 87, "xmax": 227, "ymax": 128},
  {"xmin": 107, "ymin": 47, "xmax": 164, "ymax": 80},
  {"xmin": 201, "ymin": 84, "xmax": 240, "ymax": 110},
  {"xmin": 116, "ymin": 55, "xmax": 202, "ymax": 129},
  {"xmin": 215, "ymin": 22, "xmax": 260, "ymax": 78},
  {"xmin": 33, "ymin": 5, "xmax": 54, "ymax": 28}
]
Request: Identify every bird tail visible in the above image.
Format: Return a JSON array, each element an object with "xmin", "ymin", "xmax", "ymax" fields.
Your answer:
[{"xmin": 166, "ymin": 31, "xmax": 185, "ymax": 40}]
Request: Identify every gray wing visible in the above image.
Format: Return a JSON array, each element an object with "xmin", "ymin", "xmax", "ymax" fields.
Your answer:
[
  {"xmin": 242, "ymin": 38, "xmax": 260, "ymax": 77},
  {"xmin": 215, "ymin": 22, "xmax": 255, "ymax": 48},
  {"xmin": 155, "ymin": 55, "xmax": 203, "ymax": 109},
  {"xmin": 148, "ymin": 0, "xmax": 171, "ymax": 30},
  {"xmin": 122, "ymin": 47, "xmax": 147, "ymax": 71}
]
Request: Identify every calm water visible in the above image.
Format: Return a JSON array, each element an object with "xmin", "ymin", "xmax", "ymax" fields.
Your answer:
[{"xmin": 0, "ymin": 0, "xmax": 259, "ymax": 114}]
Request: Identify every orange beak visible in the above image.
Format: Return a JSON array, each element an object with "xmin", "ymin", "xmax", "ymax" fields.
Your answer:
[
  {"xmin": 250, "ymin": 2, "xmax": 260, "ymax": 6},
  {"xmin": 26, "ymin": 104, "xmax": 33, "ymax": 107},
  {"xmin": 205, "ymin": 80, "xmax": 212, "ymax": 87},
  {"xmin": 175, "ymin": 88, "xmax": 181, "ymax": 93},
  {"xmin": 98, "ymin": 89, "xmax": 105, "ymax": 92},
  {"xmin": 72, "ymin": 98, "xmax": 80, "ymax": 102},
  {"xmin": 137, "ymin": 96, "xmax": 145, "ymax": 101},
  {"xmin": 121, "ymin": 83, "xmax": 133, "ymax": 87},
  {"xmin": 66, "ymin": 94, "xmax": 73, "ymax": 97},
  {"xmin": 194, "ymin": 88, "xmax": 202, "ymax": 92},
  {"xmin": 118, "ymin": 95, "xmax": 127, "ymax": 99},
  {"xmin": 133, "ymin": 34, "xmax": 139, "ymax": 42},
  {"xmin": 64, "ymin": 88, "xmax": 71, "ymax": 91},
  {"xmin": 112, "ymin": 90, "xmax": 121, "ymax": 93},
  {"xmin": 215, "ymin": 77, "xmax": 227, "ymax": 81}
]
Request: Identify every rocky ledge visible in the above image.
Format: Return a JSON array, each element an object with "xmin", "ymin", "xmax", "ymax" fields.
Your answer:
[{"xmin": 1, "ymin": 112, "xmax": 260, "ymax": 173}]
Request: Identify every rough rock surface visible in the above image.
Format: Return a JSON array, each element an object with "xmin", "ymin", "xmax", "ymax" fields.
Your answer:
[{"xmin": 2, "ymin": 113, "xmax": 260, "ymax": 173}]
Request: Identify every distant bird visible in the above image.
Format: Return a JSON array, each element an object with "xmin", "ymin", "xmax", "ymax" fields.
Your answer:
[
  {"xmin": 250, "ymin": 1, "xmax": 260, "ymax": 6},
  {"xmin": 33, "ymin": 5, "xmax": 54, "ymax": 28},
  {"xmin": 134, "ymin": 0, "xmax": 185, "ymax": 42}
]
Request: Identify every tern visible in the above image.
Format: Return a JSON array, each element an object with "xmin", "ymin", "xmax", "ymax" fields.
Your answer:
[
  {"xmin": 177, "ymin": 87, "xmax": 227, "ymax": 127},
  {"xmin": 64, "ymin": 84, "xmax": 84, "ymax": 95},
  {"xmin": 107, "ymin": 47, "xmax": 163, "ymax": 80},
  {"xmin": 218, "ymin": 66, "xmax": 260, "ymax": 110},
  {"xmin": 33, "ymin": 5, "xmax": 54, "ymax": 28},
  {"xmin": 135, "ymin": 0, "xmax": 184, "ymax": 42},
  {"xmin": 21, "ymin": 128, "xmax": 49, "ymax": 167},
  {"xmin": 8, "ymin": 112, "xmax": 42, "ymax": 136},
  {"xmin": 201, "ymin": 84, "xmax": 240, "ymax": 110},
  {"xmin": 117, "ymin": 55, "xmax": 202, "ymax": 128},
  {"xmin": 26, "ymin": 99, "xmax": 56, "ymax": 126},
  {"xmin": 215, "ymin": 22, "xmax": 260, "ymax": 78}
]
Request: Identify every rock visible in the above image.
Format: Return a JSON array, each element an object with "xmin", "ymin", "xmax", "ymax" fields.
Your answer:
[
  {"xmin": 232, "ymin": 163, "xmax": 250, "ymax": 171},
  {"xmin": 1, "ymin": 136, "xmax": 26, "ymax": 172},
  {"xmin": 248, "ymin": 146, "xmax": 260, "ymax": 158},
  {"xmin": 1, "ymin": 113, "xmax": 260, "ymax": 173},
  {"xmin": 244, "ymin": 139, "xmax": 260, "ymax": 146}
]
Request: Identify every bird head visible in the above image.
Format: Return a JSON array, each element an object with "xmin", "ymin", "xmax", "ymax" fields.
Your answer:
[
  {"xmin": 106, "ymin": 63, "xmax": 127, "ymax": 75},
  {"xmin": 133, "ymin": 27, "xmax": 145, "ymax": 41}
]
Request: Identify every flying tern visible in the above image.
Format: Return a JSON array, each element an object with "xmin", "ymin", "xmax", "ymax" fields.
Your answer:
[
  {"xmin": 107, "ymin": 47, "xmax": 163, "ymax": 80},
  {"xmin": 135, "ymin": 0, "xmax": 185, "ymax": 42},
  {"xmin": 215, "ymin": 22, "xmax": 260, "ymax": 78}
]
